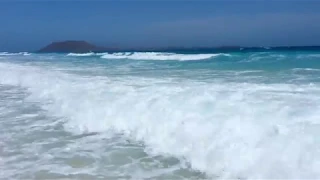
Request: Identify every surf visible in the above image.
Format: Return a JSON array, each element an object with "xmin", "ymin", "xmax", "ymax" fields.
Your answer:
[
  {"xmin": 66, "ymin": 52, "xmax": 230, "ymax": 61},
  {"xmin": 0, "ymin": 59, "xmax": 319, "ymax": 178},
  {"xmin": 0, "ymin": 52, "xmax": 31, "ymax": 56}
]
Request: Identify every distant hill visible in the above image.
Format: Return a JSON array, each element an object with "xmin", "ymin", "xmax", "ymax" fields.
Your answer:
[{"xmin": 38, "ymin": 40, "xmax": 105, "ymax": 53}]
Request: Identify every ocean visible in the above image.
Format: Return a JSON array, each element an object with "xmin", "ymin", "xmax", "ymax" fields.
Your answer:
[{"xmin": 0, "ymin": 50, "xmax": 320, "ymax": 179}]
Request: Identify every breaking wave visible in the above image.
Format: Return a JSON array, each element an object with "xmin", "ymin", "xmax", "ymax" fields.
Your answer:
[
  {"xmin": 0, "ymin": 61, "xmax": 319, "ymax": 179},
  {"xmin": 67, "ymin": 52, "xmax": 95, "ymax": 57},
  {"xmin": 0, "ymin": 52, "xmax": 31, "ymax": 56},
  {"xmin": 101, "ymin": 52, "xmax": 227, "ymax": 61},
  {"xmin": 66, "ymin": 52, "xmax": 229, "ymax": 61}
]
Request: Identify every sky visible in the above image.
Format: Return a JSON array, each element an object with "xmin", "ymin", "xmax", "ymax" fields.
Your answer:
[{"xmin": 0, "ymin": 0, "xmax": 320, "ymax": 51}]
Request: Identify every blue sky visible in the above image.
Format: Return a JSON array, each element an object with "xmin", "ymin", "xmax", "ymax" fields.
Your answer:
[{"xmin": 0, "ymin": 0, "xmax": 320, "ymax": 51}]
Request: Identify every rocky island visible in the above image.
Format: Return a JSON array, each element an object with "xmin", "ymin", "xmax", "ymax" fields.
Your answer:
[{"xmin": 37, "ymin": 40, "xmax": 105, "ymax": 53}]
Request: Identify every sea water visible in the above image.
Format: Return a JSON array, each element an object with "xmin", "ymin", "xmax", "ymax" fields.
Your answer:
[{"xmin": 0, "ymin": 50, "xmax": 320, "ymax": 179}]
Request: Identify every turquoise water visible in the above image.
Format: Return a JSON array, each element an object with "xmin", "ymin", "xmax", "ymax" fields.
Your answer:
[{"xmin": 0, "ymin": 51, "xmax": 320, "ymax": 179}]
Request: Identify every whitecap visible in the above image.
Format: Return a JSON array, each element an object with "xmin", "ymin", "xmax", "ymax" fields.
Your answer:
[
  {"xmin": 67, "ymin": 52, "xmax": 95, "ymax": 57},
  {"xmin": 101, "ymin": 52, "xmax": 229, "ymax": 61}
]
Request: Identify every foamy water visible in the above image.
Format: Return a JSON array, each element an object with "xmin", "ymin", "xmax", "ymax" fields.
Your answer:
[
  {"xmin": 67, "ymin": 52, "xmax": 227, "ymax": 61},
  {"xmin": 0, "ymin": 51, "xmax": 320, "ymax": 179}
]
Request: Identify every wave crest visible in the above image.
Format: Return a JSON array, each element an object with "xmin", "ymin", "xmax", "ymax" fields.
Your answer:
[
  {"xmin": 101, "ymin": 52, "xmax": 227, "ymax": 61},
  {"xmin": 0, "ymin": 52, "xmax": 31, "ymax": 56},
  {"xmin": 67, "ymin": 52, "xmax": 95, "ymax": 57},
  {"xmin": 66, "ymin": 52, "xmax": 229, "ymax": 61}
]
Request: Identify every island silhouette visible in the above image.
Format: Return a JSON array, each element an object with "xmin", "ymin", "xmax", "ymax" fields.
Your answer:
[{"xmin": 38, "ymin": 40, "xmax": 105, "ymax": 53}]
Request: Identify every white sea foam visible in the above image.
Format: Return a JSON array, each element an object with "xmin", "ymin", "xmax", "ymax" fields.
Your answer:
[
  {"xmin": 292, "ymin": 68, "xmax": 320, "ymax": 72},
  {"xmin": 0, "ymin": 52, "xmax": 31, "ymax": 56},
  {"xmin": 67, "ymin": 52, "xmax": 95, "ymax": 57},
  {"xmin": 297, "ymin": 54, "xmax": 320, "ymax": 59},
  {"xmin": 0, "ymin": 62, "xmax": 319, "ymax": 179},
  {"xmin": 100, "ymin": 52, "xmax": 227, "ymax": 61},
  {"xmin": 66, "ymin": 52, "xmax": 229, "ymax": 61}
]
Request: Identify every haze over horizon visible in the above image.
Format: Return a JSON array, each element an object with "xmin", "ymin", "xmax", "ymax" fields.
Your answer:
[{"xmin": 1, "ymin": 0, "xmax": 320, "ymax": 52}]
